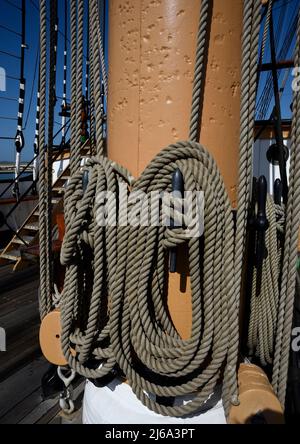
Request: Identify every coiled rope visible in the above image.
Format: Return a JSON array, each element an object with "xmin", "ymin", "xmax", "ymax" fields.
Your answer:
[
  {"xmin": 272, "ymin": 10, "xmax": 300, "ymax": 406},
  {"xmin": 110, "ymin": 141, "xmax": 237, "ymax": 417},
  {"xmin": 247, "ymin": 196, "xmax": 285, "ymax": 366},
  {"xmin": 56, "ymin": 0, "xmax": 262, "ymax": 419}
]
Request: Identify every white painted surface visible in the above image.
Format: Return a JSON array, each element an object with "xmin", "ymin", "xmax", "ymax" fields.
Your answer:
[
  {"xmin": 82, "ymin": 379, "xmax": 226, "ymax": 424},
  {"xmin": 253, "ymin": 138, "xmax": 291, "ymax": 195}
]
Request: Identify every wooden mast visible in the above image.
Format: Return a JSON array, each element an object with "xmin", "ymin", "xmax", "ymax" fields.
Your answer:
[{"xmin": 107, "ymin": 0, "xmax": 244, "ymax": 338}]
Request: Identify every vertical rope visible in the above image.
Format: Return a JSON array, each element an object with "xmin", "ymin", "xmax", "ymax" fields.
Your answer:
[
  {"xmin": 44, "ymin": 0, "xmax": 58, "ymax": 313},
  {"xmin": 223, "ymin": 0, "xmax": 261, "ymax": 409},
  {"xmin": 261, "ymin": 0, "xmax": 273, "ymax": 62},
  {"xmin": 189, "ymin": 0, "xmax": 210, "ymax": 143},
  {"xmin": 38, "ymin": 0, "xmax": 49, "ymax": 319},
  {"xmin": 88, "ymin": 8, "xmax": 95, "ymax": 153},
  {"xmin": 272, "ymin": 10, "xmax": 300, "ymax": 406},
  {"xmin": 95, "ymin": 0, "xmax": 108, "ymax": 100},
  {"xmin": 89, "ymin": 0, "xmax": 104, "ymax": 155},
  {"xmin": 70, "ymin": 0, "xmax": 78, "ymax": 175},
  {"xmin": 76, "ymin": 0, "xmax": 84, "ymax": 151}
]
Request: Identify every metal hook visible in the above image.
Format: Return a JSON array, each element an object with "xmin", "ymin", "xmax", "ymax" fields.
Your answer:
[
  {"xmin": 57, "ymin": 366, "xmax": 76, "ymax": 388},
  {"xmin": 57, "ymin": 366, "xmax": 76, "ymax": 415}
]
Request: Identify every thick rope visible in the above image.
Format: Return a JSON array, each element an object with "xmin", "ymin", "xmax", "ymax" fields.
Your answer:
[
  {"xmin": 110, "ymin": 142, "xmax": 236, "ymax": 417},
  {"xmin": 247, "ymin": 196, "xmax": 284, "ymax": 366},
  {"xmin": 76, "ymin": 0, "xmax": 84, "ymax": 150},
  {"xmin": 58, "ymin": 0, "xmax": 261, "ymax": 420},
  {"xmin": 70, "ymin": 0, "xmax": 78, "ymax": 175},
  {"xmin": 44, "ymin": 0, "xmax": 58, "ymax": 313},
  {"xmin": 272, "ymin": 10, "xmax": 300, "ymax": 406},
  {"xmin": 261, "ymin": 0, "xmax": 273, "ymax": 62},
  {"xmin": 60, "ymin": 157, "xmax": 133, "ymax": 378},
  {"xmin": 38, "ymin": 0, "xmax": 49, "ymax": 319},
  {"xmin": 94, "ymin": 0, "xmax": 108, "ymax": 100},
  {"xmin": 88, "ymin": 8, "xmax": 96, "ymax": 153},
  {"xmin": 189, "ymin": 0, "xmax": 210, "ymax": 142},
  {"xmin": 89, "ymin": 0, "xmax": 105, "ymax": 155},
  {"xmin": 223, "ymin": 0, "xmax": 261, "ymax": 408}
]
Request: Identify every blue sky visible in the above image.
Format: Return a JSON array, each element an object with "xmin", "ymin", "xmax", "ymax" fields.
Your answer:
[{"xmin": 0, "ymin": 0, "xmax": 298, "ymax": 163}]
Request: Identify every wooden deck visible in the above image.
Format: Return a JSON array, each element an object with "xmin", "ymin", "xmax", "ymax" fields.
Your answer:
[
  {"xmin": 0, "ymin": 265, "xmax": 40, "ymax": 381},
  {"xmin": 0, "ymin": 265, "xmax": 84, "ymax": 424}
]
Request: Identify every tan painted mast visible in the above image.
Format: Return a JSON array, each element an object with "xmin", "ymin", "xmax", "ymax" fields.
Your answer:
[{"xmin": 108, "ymin": 0, "xmax": 243, "ymax": 338}]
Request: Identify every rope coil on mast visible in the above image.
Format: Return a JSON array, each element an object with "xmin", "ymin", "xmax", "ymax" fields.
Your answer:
[
  {"xmin": 247, "ymin": 194, "xmax": 285, "ymax": 366},
  {"xmin": 54, "ymin": 0, "xmax": 262, "ymax": 420},
  {"xmin": 245, "ymin": 5, "xmax": 300, "ymax": 412},
  {"xmin": 272, "ymin": 9, "xmax": 300, "ymax": 406}
]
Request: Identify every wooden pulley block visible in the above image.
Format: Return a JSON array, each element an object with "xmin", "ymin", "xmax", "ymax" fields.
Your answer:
[
  {"xmin": 39, "ymin": 309, "xmax": 68, "ymax": 366},
  {"xmin": 228, "ymin": 363, "xmax": 285, "ymax": 424}
]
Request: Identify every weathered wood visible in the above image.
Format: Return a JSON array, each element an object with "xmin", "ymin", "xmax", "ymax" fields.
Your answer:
[
  {"xmin": 0, "ymin": 357, "xmax": 48, "ymax": 419},
  {"xmin": 0, "ymin": 265, "xmax": 38, "ymax": 294},
  {"xmin": 0, "ymin": 323, "xmax": 40, "ymax": 381},
  {"xmin": 38, "ymin": 382, "xmax": 85, "ymax": 425},
  {"xmin": 19, "ymin": 381, "xmax": 85, "ymax": 424}
]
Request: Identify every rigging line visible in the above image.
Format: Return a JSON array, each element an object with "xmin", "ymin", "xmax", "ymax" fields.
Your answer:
[
  {"xmin": 0, "ymin": 49, "xmax": 21, "ymax": 59},
  {"xmin": 6, "ymin": 74, "xmax": 19, "ymax": 81},
  {"xmin": 256, "ymin": 8, "xmax": 297, "ymax": 119},
  {"xmin": 2, "ymin": 0, "xmax": 21, "ymax": 12},
  {"xmin": 56, "ymin": 95, "xmax": 70, "ymax": 101},
  {"xmin": 29, "ymin": 0, "xmax": 89, "ymax": 61},
  {"xmin": 0, "ymin": 116, "xmax": 18, "ymax": 120},
  {"xmin": 23, "ymin": 47, "xmax": 39, "ymax": 130},
  {"xmin": 0, "ymin": 96, "xmax": 18, "ymax": 102},
  {"xmin": 0, "ymin": 23, "xmax": 21, "ymax": 37}
]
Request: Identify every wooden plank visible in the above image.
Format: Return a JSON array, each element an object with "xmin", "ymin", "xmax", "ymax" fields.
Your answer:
[
  {"xmin": 0, "ymin": 301, "xmax": 39, "ymax": 336},
  {"xmin": 0, "ymin": 266, "xmax": 38, "ymax": 294},
  {"xmin": 0, "ymin": 356, "xmax": 48, "ymax": 419},
  {"xmin": 0, "ymin": 286, "xmax": 38, "ymax": 316},
  {"xmin": 18, "ymin": 398, "xmax": 58, "ymax": 424},
  {"xmin": 0, "ymin": 323, "xmax": 40, "ymax": 381},
  {"xmin": 0, "ymin": 388, "xmax": 43, "ymax": 425},
  {"xmin": 35, "ymin": 381, "xmax": 85, "ymax": 425}
]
